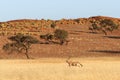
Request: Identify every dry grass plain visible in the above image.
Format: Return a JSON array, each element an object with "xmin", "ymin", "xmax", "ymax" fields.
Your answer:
[{"xmin": 0, "ymin": 57, "xmax": 120, "ymax": 80}]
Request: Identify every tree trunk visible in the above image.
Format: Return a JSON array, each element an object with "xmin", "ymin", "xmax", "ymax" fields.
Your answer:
[
  {"xmin": 60, "ymin": 40, "xmax": 64, "ymax": 45},
  {"xmin": 102, "ymin": 30, "xmax": 107, "ymax": 35},
  {"xmin": 24, "ymin": 49, "xmax": 30, "ymax": 59}
]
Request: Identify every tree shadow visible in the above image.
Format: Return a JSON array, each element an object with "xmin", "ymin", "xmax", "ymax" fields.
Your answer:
[
  {"xmin": 89, "ymin": 50, "xmax": 120, "ymax": 54},
  {"xmin": 74, "ymin": 30, "xmax": 99, "ymax": 34},
  {"xmin": 87, "ymin": 32, "xmax": 99, "ymax": 34},
  {"xmin": 69, "ymin": 32, "xmax": 80, "ymax": 35},
  {"xmin": 103, "ymin": 36, "xmax": 120, "ymax": 39},
  {"xmin": 74, "ymin": 31, "xmax": 86, "ymax": 33},
  {"xmin": 39, "ymin": 41, "xmax": 60, "ymax": 45},
  {"xmin": 69, "ymin": 30, "xmax": 83, "ymax": 35}
]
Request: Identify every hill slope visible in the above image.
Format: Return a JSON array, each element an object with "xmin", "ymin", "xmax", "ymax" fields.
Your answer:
[{"xmin": 0, "ymin": 16, "xmax": 120, "ymax": 59}]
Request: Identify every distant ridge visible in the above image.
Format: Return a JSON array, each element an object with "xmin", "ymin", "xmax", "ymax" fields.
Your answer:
[
  {"xmin": 0, "ymin": 16, "xmax": 120, "ymax": 23},
  {"xmin": 0, "ymin": 16, "xmax": 119, "ymax": 36}
]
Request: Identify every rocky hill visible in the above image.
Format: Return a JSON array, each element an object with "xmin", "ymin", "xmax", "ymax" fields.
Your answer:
[
  {"xmin": 0, "ymin": 16, "xmax": 120, "ymax": 59},
  {"xmin": 0, "ymin": 16, "xmax": 120, "ymax": 36}
]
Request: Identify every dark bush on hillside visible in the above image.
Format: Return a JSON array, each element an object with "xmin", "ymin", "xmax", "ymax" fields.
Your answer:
[
  {"xmin": 89, "ymin": 19, "xmax": 119, "ymax": 35},
  {"xmin": 89, "ymin": 22, "xmax": 101, "ymax": 32},
  {"xmin": 54, "ymin": 29, "xmax": 68, "ymax": 45},
  {"xmin": 40, "ymin": 33, "xmax": 54, "ymax": 42}
]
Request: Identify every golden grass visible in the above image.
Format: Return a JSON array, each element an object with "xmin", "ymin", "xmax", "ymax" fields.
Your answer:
[{"xmin": 0, "ymin": 57, "xmax": 120, "ymax": 80}]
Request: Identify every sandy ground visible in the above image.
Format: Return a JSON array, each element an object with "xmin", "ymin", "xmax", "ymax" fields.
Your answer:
[{"xmin": 0, "ymin": 57, "xmax": 120, "ymax": 80}]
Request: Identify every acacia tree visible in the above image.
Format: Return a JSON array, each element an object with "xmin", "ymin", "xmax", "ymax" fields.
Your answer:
[
  {"xmin": 3, "ymin": 34, "xmax": 39, "ymax": 59},
  {"xmin": 100, "ymin": 19, "xmax": 119, "ymax": 35},
  {"xmin": 89, "ymin": 19, "xmax": 119, "ymax": 35},
  {"xmin": 54, "ymin": 29, "xmax": 68, "ymax": 45}
]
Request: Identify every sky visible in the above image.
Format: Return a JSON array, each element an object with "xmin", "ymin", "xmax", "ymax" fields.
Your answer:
[{"xmin": 0, "ymin": 0, "xmax": 120, "ymax": 21}]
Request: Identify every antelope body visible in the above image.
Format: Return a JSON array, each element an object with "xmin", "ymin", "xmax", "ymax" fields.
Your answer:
[{"xmin": 66, "ymin": 58, "xmax": 83, "ymax": 67}]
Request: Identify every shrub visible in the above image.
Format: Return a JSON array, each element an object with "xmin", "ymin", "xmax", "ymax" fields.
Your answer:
[
  {"xmin": 54, "ymin": 29, "xmax": 68, "ymax": 45},
  {"xmin": 40, "ymin": 33, "xmax": 54, "ymax": 42},
  {"xmin": 50, "ymin": 22, "xmax": 56, "ymax": 28},
  {"xmin": 40, "ymin": 29, "xmax": 69, "ymax": 45},
  {"xmin": 89, "ymin": 22, "xmax": 101, "ymax": 33}
]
